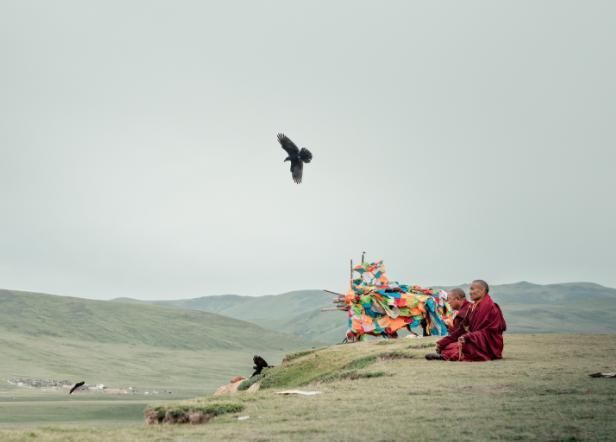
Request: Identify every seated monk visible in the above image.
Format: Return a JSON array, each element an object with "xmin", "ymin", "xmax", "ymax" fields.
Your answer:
[
  {"xmin": 441, "ymin": 287, "xmax": 470, "ymax": 332},
  {"xmin": 425, "ymin": 280, "xmax": 506, "ymax": 361}
]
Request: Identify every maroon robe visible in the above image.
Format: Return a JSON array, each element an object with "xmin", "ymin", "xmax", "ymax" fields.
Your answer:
[
  {"xmin": 440, "ymin": 294, "xmax": 506, "ymax": 361},
  {"xmin": 436, "ymin": 299, "xmax": 471, "ymax": 350}
]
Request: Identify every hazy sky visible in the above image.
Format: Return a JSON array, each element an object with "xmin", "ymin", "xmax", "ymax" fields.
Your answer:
[{"xmin": 1, "ymin": 1, "xmax": 614, "ymax": 300}]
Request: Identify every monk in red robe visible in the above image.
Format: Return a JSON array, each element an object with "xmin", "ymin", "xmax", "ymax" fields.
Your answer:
[
  {"xmin": 441, "ymin": 288, "xmax": 470, "ymax": 332},
  {"xmin": 426, "ymin": 280, "xmax": 506, "ymax": 361}
]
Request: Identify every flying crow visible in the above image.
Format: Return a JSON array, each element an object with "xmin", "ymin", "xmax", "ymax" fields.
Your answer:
[
  {"xmin": 277, "ymin": 133, "xmax": 313, "ymax": 184},
  {"xmin": 69, "ymin": 381, "xmax": 85, "ymax": 394}
]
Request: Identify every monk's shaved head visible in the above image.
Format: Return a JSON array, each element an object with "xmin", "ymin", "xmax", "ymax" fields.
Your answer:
[
  {"xmin": 447, "ymin": 287, "xmax": 467, "ymax": 310},
  {"xmin": 469, "ymin": 280, "xmax": 490, "ymax": 302},
  {"xmin": 472, "ymin": 279, "xmax": 489, "ymax": 294},
  {"xmin": 448, "ymin": 288, "xmax": 466, "ymax": 299}
]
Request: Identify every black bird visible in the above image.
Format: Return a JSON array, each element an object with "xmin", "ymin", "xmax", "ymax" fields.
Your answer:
[
  {"xmin": 252, "ymin": 355, "xmax": 271, "ymax": 377},
  {"xmin": 277, "ymin": 133, "xmax": 313, "ymax": 184},
  {"xmin": 69, "ymin": 381, "xmax": 85, "ymax": 395}
]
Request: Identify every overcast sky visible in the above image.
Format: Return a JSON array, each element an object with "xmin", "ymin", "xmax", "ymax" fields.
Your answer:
[{"xmin": 1, "ymin": 1, "xmax": 614, "ymax": 300}]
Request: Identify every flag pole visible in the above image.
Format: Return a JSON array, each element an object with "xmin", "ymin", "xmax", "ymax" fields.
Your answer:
[{"xmin": 349, "ymin": 259, "xmax": 353, "ymax": 290}]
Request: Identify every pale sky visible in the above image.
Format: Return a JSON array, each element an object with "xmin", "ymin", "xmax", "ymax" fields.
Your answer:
[{"xmin": 1, "ymin": 0, "xmax": 614, "ymax": 300}]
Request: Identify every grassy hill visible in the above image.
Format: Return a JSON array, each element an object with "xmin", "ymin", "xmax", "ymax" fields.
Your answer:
[
  {"xmin": 146, "ymin": 290, "xmax": 346, "ymax": 344},
  {"xmin": 150, "ymin": 290, "xmax": 331, "ymax": 329},
  {"xmin": 0, "ymin": 289, "xmax": 312, "ymax": 351},
  {"xmin": 0, "ymin": 289, "xmax": 316, "ymax": 397},
  {"xmin": 120, "ymin": 282, "xmax": 616, "ymax": 343},
  {"xmin": 1, "ymin": 334, "xmax": 615, "ymax": 440}
]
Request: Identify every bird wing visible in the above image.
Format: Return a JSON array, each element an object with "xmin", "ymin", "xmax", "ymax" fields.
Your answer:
[
  {"xmin": 69, "ymin": 381, "xmax": 84, "ymax": 394},
  {"xmin": 253, "ymin": 355, "xmax": 269, "ymax": 367},
  {"xmin": 291, "ymin": 160, "xmax": 304, "ymax": 184},
  {"xmin": 277, "ymin": 133, "xmax": 299, "ymax": 155},
  {"xmin": 299, "ymin": 148, "xmax": 312, "ymax": 163}
]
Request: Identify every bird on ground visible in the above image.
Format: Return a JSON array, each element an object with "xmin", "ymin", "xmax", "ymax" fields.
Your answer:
[
  {"xmin": 69, "ymin": 381, "xmax": 85, "ymax": 394},
  {"xmin": 277, "ymin": 133, "xmax": 313, "ymax": 184},
  {"xmin": 252, "ymin": 355, "xmax": 271, "ymax": 377}
]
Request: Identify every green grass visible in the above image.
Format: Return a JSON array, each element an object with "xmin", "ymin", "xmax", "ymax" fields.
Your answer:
[
  {"xmin": 0, "ymin": 331, "xmax": 296, "ymax": 397},
  {"xmin": 341, "ymin": 355, "xmax": 377, "ymax": 370},
  {"xmin": 0, "ymin": 400, "xmax": 147, "ymax": 425},
  {"xmin": 257, "ymin": 343, "xmax": 386, "ymax": 389},
  {"xmin": 314, "ymin": 369, "xmax": 387, "ymax": 383},
  {"xmin": 282, "ymin": 348, "xmax": 319, "ymax": 362},
  {"xmin": 377, "ymin": 350, "xmax": 416, "ymax": 360},
  {"xmin": 1, "ymin": 334, "xmax": 615, "ymax": 441}
]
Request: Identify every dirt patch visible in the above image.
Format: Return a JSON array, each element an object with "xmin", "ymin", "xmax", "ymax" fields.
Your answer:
[
  {"xmin": 378, "ymin": 351, "xmax": 416, "ymax": 361},
  {"xmin": 144, "ymin": 402, "xmax": 244, "ymax": 425},
  {"xmin": 213, "ymin": 377, "xmax": 246, "ymax": 396},
  {"xmin": 406, "ymin": 342, "xmax": 436, "ymax": 349}
]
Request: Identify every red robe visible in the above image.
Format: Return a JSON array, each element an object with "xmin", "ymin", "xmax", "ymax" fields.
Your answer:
[
  {"xmin": 440, "ymin": 294, "xmax": 506, "ymax": 361},
  {"xmin": 436, "ymin": 299, "xmax": 471, "ymax": 349}
]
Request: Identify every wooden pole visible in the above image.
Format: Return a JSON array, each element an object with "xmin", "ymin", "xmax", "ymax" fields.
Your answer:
[
  {"xmin": 349, "ymin": 259, "xmax": 353, "ymax": 289},
  {"xmin": 323, "ymin": 289, "xmax": 345, "ymax": 296}
]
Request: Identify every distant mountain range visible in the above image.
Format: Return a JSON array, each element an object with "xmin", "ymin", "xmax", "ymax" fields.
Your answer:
[
  {"xmin": 114, "ymin": 290, "xmax": 344, "ymax": 344},
  {"xmin": 0, "ymin": 289, "xmax": 311, "ymax": 351},
  {"xmin": 113, "ymin": 281, "xmax": 616, "ymax": 343}
]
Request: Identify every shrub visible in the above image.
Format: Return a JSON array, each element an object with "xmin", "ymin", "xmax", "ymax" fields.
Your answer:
[
  {"xmin": 238, "ymin": 374, "xmax": 263, "ymax": 391},
  {"xmin": 144, "ymin": 402, "xmax": 244, "ymax": 425}
]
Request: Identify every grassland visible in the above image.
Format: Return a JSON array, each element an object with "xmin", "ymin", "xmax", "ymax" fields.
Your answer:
[
  {"xmin": 1, "ymin": 334, "xmax": 615, "ymax": 441},
  {"xmin": 0, "ymin": 331, "xmax": 292, "ymax": 395},
  {"xmin": 0, "ymin": 289, "xmax": 317, "ymax": 430},
  {"xmin": 0, "ymin": 289, "xmax": 316, "ymax": 392}
]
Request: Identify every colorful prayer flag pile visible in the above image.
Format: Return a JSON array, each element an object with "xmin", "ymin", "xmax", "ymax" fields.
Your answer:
[{"xmin": 332, "ymin": 260, "xmax": 452, "ymax": 341}]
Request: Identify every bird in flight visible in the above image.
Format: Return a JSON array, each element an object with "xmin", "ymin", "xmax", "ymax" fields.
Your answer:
[
  {"xmin": 69, "ymin": 381, "xmax": 85, "ymax": 394},
  {"xmin": 277, "ymin": 133, "xmax": 313, "ymax": 184}
]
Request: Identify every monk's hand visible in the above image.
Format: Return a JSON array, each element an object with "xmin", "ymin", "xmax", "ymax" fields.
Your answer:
[{"xmin": 458, "ymin": 336, "xmax": 465, "ymax": 344}]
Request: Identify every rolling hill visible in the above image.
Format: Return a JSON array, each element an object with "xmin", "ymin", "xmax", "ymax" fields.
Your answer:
[
  {"xmin": 0, "ymin": 289, "xmax": 312, "ymax": 351},
  {"xmin": 151, "ymin": 290, "xmax": 345, "ymax": 344},
  {"xmin": 117, "ymin": 282, "xmax": 616, "ymax": 343}
]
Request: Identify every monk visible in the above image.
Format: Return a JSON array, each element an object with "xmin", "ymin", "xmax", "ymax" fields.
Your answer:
[
  {"xmin": 425, "ymin": 280, "xmax": 506, "ymax": 361},
  {"xmin": 426, "ymin": 288, "xmax": 470, "ymax": 357},
  {"xmin": 441, "ymin": 288, "xmax": 470, "ymax": 331}
]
